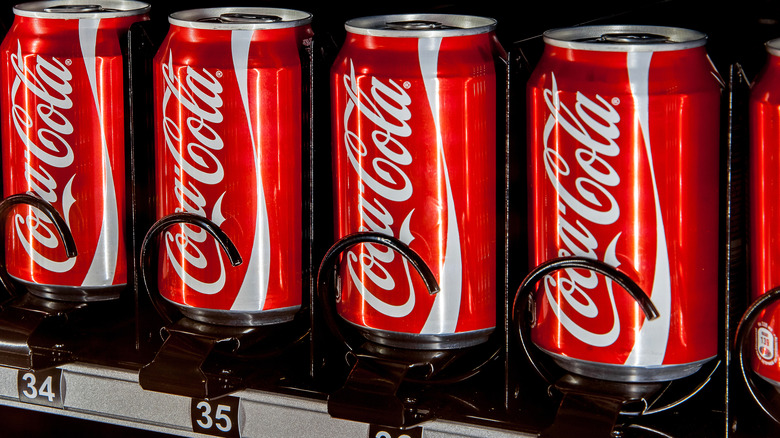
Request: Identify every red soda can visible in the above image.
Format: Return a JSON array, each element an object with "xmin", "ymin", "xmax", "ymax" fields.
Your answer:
[
  {"xmin": 154, "ymin": 8, "xmax": 311, "ymax": 326},
  {"xmin": 331, "ymin": 14, "xmax": 503, "ymax": 349},
  {"xmin": 1, "ymin": 1, "xmax": 150, "ymax": 301},
  {"xmin": 527, "ymin": 25, "xmax": 721, "ymax": 381},
  {"xmin": 749, "ymin": 38, "xmax": 780, "ymax": 388}
]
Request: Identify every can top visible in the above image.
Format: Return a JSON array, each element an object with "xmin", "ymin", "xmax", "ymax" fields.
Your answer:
[
  {"xmin": 766, "ymin": 38, "xmax": 780, "ymax": 57},
  {"xmin": 345, "ymin": 14, "xmax": 496, "ymax": 38},
  {"xmin": 14, "ymin": 0, "xmax": 150, "ymax": 18},
  {"xmin": 543, "ymin": 25, "xmax": 707, "ymax": 52},
  {"xmin": 169, "ymin": 7, "xmax": 312, "ymax": 30}
]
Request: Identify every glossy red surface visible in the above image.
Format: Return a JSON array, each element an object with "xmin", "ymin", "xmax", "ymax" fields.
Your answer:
[
  {"xmin": 749, "ymin": 46, "xmax": 780, "ymax": 384},
  {"xmin": 331, "ymin": 26, "xmax": 502, "ymax": 341},
  {"xmin": 1, "ymin": 11, "xmax": 147, "ymax": 290},
  {"xmin": 527, "ymin": 38, "xmax": 721, "ymax": 370},
  {"xmin": 154, "ymin": 18, "xmax": 311, "ymax": 313}
]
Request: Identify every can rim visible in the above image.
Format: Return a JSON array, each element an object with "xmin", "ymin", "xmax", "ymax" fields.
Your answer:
[
  {"xmin": 767, "ymin": 38, "xmax": 780, "ymax": 57},
  {"xmin": 169, "ymin": 7, "xmax": 312, "ymax": 30},
  {"xmin": 543, "ymin": 25, "xmax": 707, "ymax": 52},
  {"xmin": 345, "ymin": 14, "xmax": 496, "ymax": 37},
  {"xmin": 13, "ymin": 0, "xmax": 150, "ymax": 18}
]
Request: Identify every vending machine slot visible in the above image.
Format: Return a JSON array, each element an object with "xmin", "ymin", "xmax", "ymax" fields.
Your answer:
[
  {"xmin": 316, "ymin": 232, "xmax": 441, "ymax": 427},
  {"xmin": 137, "ymin": 212, "xmax": 245, "ymax": 398},
  {"xmin": 511, "ymin": 252, "xmax": 727, "ymax": 435},
  {"xmin": 138, "ymin": 212, "xmax": 313, "ymax": 400},
  {"xmin": 0, "ymin": 192, "xmax": 144, "ymax": 374},
  {"xmin": 0, "ymin": 295, "xmax": 88, "ymax": 371},
  {"xmin": 0, "ymin": 193, "xmax": 86, "ymax": 371}
]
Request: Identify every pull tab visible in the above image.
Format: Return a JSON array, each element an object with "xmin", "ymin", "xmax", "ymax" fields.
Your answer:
[
  {"xmin": 43, "ymin": 4, "xmax": 104, "ymax": 13},
  {"xmin": 579, "ymin": 33, "xmax": 671, "ymax": 44},
  {"xmin": 198, "ymin": 13, "xmax": 283, "ymax": 23},
  {"xmin": 219, "ymin": 13, "xmax": 282, "ymax": 23},
  {"xmin": 385, "ymin": 20, "xmax": 457, "ymax": 30}
]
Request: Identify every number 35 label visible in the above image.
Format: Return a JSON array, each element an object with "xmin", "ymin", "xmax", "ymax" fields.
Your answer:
[
  {"xmin": 191, "ymin": 396, "xmax": 242, "ymax": 438},
  {"xmin": 17, "ymin": 368, "xmax": 65, "ymax": 408}
]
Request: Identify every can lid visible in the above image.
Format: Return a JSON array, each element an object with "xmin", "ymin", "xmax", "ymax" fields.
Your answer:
[
  {"xmin": 345, "ymin": 14, "xmax": 496, "ymax": 37},
  {"xmin": 543, "ymin": 25, "xmax": 707, "ymax": 52},
  {"xmin": 14, "ymin": 0, "xmax": 150, "ymax": 18},
  {"xmin": 766, "ymin": 38, "xmax": 780, "ymax": 57},
  {"xmin": 169, "ymin": 7, "xmax": 312, "ymax": 30}
]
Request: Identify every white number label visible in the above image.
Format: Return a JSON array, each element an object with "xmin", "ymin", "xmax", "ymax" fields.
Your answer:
[
  {"xmin": 369, "ymin": 425, "xmax": 422, "ymax": 438},
  {"xmin": 215, "ymin": 404, "xmax": 233, "ymax": 432},
  {"xmin": 196, "ymin": 401, "xmax": 213, "ymax": 429},
  {"xmin": 375, "ymin": 432, "xmax": 412, "ymax": 438},
  {"xmin": 17, "ymin": 369, "xmax": 64, "ymax": 408},
  {"xmin": 191, "ymin": 396, "xmax": 241, "ymax": 437}
]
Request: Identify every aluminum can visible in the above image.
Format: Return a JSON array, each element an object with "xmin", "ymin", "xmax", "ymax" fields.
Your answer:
[
  {"xmin": 749, "ymin": 38, "xmax": 780, "ymax": 389},
  {"xmin": 154, "ymin": 8, "xmax": 311, "ymax": 326},
  {"xmin": 1, "ymin": 1, "xmax": 149, "ymax": 301},
  {"xmin": 527, "ymin": 25, "xmax": 721, "ymax": 381},
  {"xmin": 331, "ymin": 14, "xmax": 503, "ymax": 349}
]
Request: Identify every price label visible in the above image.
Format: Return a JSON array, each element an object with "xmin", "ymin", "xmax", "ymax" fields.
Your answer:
[
  {"xmin": 17, "ymin": 368, "xmax": 65, "ymax": 408},
  {"xmin": 191, "ymin": 396, "xmax": 242, "ymax": 438},
  {"xmin": 369, "ymin": 425, "xmax": 423, "ymax": 438}
]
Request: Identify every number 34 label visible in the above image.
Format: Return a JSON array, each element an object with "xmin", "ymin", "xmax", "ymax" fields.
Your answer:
[
  {"xmin": 17, "ymin": 368, "xmax": 65, "ymax": 408},
  {"xmin": 191, "ymin": 396, "xmax": 242, "ymax": 438}
]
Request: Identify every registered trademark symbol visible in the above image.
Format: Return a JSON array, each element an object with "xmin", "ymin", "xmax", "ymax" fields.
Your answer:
[
  {"xmin": 216, "ymin": 70, "xmax": 223, "ymax": 78},
  {"xmin": 65, "ymin": 59, "xmax": 72, "ymax": 66},
  {"xmin": 611, "ymin": 97, "xmax": 620, "ymax": 105},
  {"xmin": 403, "ymin": 81, "xmax": 411, "ymax": 89}
]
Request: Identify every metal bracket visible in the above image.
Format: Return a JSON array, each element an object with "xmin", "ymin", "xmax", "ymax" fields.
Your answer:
[
  {"xmin": 0, "ymin": 294, "xmax": 88, "ymax": 371},
  {"xmin": 138, "ymin": 317, "xmax": 244, "ymax": 399},
  {"xmin": 138, "ymin": 213, "xmax": 310, "ymax": 399},
  {"xmin": 317, "ymin": 232, "xmax": 500, "ymax": 429},
  {"xmin": 138, "ymin": 315, "xmax": 310, "ymax": 400},
  {"xmin": 512, "ymin": 256, "xmax": 720, "ymax": 435},
  {"xmin": 327, "ymin": 341, "xmax": 464, "ymax": 428},
  {"xmin": 0, "ymin": 193, "xmax": 81, "ymax": 371},
  {"xmin": 540, "ymin": 374, "xmax": 663, "ymax": 438},
  {"xmin": 328, "ymin": 351, "xmax": 433, "ymax": 427}
]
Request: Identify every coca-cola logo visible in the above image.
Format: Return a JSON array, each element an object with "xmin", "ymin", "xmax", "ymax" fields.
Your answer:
[
  {"xmin": 540, "ymin": 73, "xmax": 624, "ymax": 347},
  {"xmin": 9, "ymin": 41, "xmax": 78, "ymax": 272},
  {"xmin": 341, "ymin": 59, "xmax": 418, "ymax": 317},
  {"xmin": 160, "ymin": 51, "xmax": 228, "ymax": 294}
]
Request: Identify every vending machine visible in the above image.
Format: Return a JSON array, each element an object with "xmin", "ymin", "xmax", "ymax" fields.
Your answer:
[{"xmin": 0, "ymin": 0, "xmax": 776, "ymax": 436}]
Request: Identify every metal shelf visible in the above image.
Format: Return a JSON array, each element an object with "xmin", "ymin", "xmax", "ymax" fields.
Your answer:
[{"xmin": 0, "ymin": 363, "xmax": 531, "ymax": 437}]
